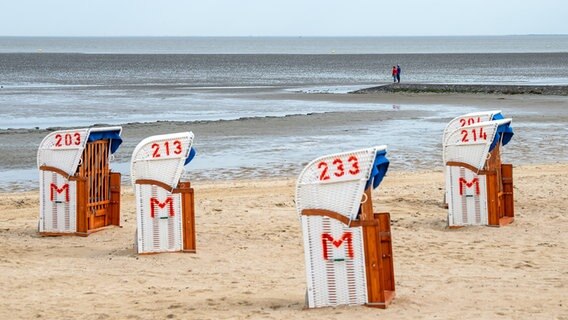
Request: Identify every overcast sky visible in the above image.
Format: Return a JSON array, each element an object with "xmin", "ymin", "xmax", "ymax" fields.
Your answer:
[{"xmin": 1, "ymin": 0, "xmax": 566, "ymax": 37}]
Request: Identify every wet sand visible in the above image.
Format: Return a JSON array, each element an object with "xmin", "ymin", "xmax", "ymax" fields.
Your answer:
[{"xmin": 1, "ymin": 91, "xmax": 567, "ymax": 173}]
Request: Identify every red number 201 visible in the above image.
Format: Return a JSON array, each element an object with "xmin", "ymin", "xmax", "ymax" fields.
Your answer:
[
  {"xmin": 459, "ymin": 117, "xmax": 481, "ymax": 127},
  {"xmin": 151, "ymin": 140, "xmax": 182, "ymax": 158},
  {"xmin": 318, "ymin": 155, "xmax": 360, "ymax": 181}
]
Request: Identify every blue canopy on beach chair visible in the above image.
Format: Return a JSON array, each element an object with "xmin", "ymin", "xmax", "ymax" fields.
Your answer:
[
  {"xmin": 185, "ymin": 147, "xmax": 197, "ymax": 165},
  {"xmin": 490, "ymin": 113, "xmax": 514, "ymax": 151},
  {"xmin": 366, "ymin": 149, "xmax": 390, "ymax": 190},
  {"xmin": 87, "ymin": 129, "xmax": 123, "ymax": 154}
]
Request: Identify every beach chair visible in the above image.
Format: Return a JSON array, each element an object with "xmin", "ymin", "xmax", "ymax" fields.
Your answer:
[
  {"xmin": 443, "ymin": 114, "xmax": 514, "ymax": 227},
  {"xmin": 131, "ymin": 132, "xmax": 197, "ymax": 254},
  {"xmin": 37, "ymin": 127, "xmax": 122, "ymax": 236},
  {"xmin": 296, "ymin": 146, "xmax": 394, "ymax": 309},
  {"xmin": 442, "ymin": 110, "xmax": 502, "ymax": 208}
]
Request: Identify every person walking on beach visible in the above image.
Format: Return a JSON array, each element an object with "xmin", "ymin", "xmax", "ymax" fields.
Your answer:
[
  {"xmin": 392, "ymin": 66, "xmax": 397, "ymax": 83},
  {"xmin": 396, "ymin": 64, "xmax": 401, "ymax": 83}
]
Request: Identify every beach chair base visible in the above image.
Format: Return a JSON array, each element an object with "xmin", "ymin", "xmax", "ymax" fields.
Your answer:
[
  {"xmin": 38, "ymin": 169, "xmax": 121, "ymax": 237},
  {"xmin": 489, "ymin": 216, "xmax": 514, "ymax": 228},
  {"xmin": 134, "ymin": 180, "xmax": 196, "ymax": 254},
  {"xmin": 39, "ymin": 225, "xmax": 121, "ymax": 237},
  {"xmin": 366, "ymin": 290, "xmax": 395, "ymax": 309}
]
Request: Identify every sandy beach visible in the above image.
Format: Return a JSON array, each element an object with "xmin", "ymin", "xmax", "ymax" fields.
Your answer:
[
  {"xmin": 0, "ymin": 163, "xmax": 566, "ymax": 319},
  {"xmin": 0, "ymin": 89, "xmax": 566, "ymax": 319}
]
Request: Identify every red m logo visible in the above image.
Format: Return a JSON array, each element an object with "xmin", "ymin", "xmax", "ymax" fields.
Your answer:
[
  {"xmin": 321, "ymin": 232, "xmax": 354, "ymax": 260},
  {"xmin": 459, "ymin": 177, "xmax": 480, "ymax": 195},
  {"xmin": 150, "ymin": 197, "xmax": 175, "ymax": 218},
  {"xmin": 50, "ymin": 183, "xmax": 69, "ymax": 202}
]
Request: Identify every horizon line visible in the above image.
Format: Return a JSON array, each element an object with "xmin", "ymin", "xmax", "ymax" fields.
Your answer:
[{"xmin": 0, "ymin": 34, "xmax": 567, "ymax": 38}]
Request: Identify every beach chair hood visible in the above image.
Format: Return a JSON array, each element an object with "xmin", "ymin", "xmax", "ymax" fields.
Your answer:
[
  {"xmin": 130, "ymin": 131, "xmax": 195, "ymax": 190},
  {"xmin": 444, "ymin": 119, "xmax": 512, "ymax": 171},
  {"xmin": 37, "ymin": 126, "xmax": 123, "ymax": 177},
  {"xmin": 490, "ymin": 113, "xmax": 514, "ymax": 151},
  {"xmin": 296, "ymin": 146, "xmax": 388, "ymax": 222}
]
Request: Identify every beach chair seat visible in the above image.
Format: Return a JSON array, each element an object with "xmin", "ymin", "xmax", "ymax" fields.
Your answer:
[
  {"xmin": 131, "ymin": 132, "xmax": 197, "ymax": 254},
  {"xmin": 37, "ymin": 127, "xmax": 122, "ymax": 235},
  {"xmin": 296, "ymin": 146, "xmax": 394, "ymax": 309}
]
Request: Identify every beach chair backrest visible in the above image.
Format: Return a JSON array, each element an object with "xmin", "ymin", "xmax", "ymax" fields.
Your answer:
[
  {"xmin": 443, "ymin": 110, "xmax": 501, "ymax": 164},
  {"xmin": 296, "ymin": 146, "xmax": 386, "ymax": 222},
  {"xmin": 444, "ymin": 110, "xmax": 501, "ymax": 136},
  {"xmin": 136, "ymin": 184, "xmax": 184, "ymax": 253},
  {"xmin": 301, "ymin": 214, "xmax": 368, "ymax": 307},
  {"xmin": 37, "ymin": 128, "xmax": 89, "ymax": 177},
  {"xmin": 444, "ymin": 119, "xmax": 511, "ymax": 171},
  {"xmin": 37, "ymin": 126, "xmax": 123, "ymax": 177},
  {"xmin": 131, "ymin": 132, "xmax": 194, "ymax": 190}
]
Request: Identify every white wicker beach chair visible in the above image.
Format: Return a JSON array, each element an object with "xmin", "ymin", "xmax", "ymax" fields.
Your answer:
[
  {"xmin": 444, "ymin": 119, "xmax": 513, "ymax": 226},
  {"xmin": 441, "ymin": 110, "xmax": 502, "ymax": 207},
  {"xmin": 37, "ymin": 127, "xmax": 122, "ymax": 235},
  {"xmin": 442, "ymin": 110, "xmax": 502, "ymax": 150},
  {"xmin": 131, "ymin": 132, "xmax": 196, "ymax": 254},
  {"xmin": 297, "ymin": 146, "xmax": 394, "ymax": 309}
]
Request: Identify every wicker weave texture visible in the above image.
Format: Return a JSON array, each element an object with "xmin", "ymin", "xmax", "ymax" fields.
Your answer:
[
  {"xmin": 131, "ymin": 132, "xmax": 194, "ymax": 189},
  {"xmin": 447, "ymin": 166, "xmax": 488, "ymax": 226},
  {"xmin": 296, "ymin": 147, "xmax": 384, "ymax": 221},
  {"xmin": 443, "ymin": 111, "xmax": 500, "ymax": 139},
  {"xmin": 444, "ymin": 121, "xmax": 499, "ymax": 170},
  {"xmin": 302, "ymin": 215, "xmax": 367, "ymax": 308},
  {"xmin": 39, "ymin": 171, "xmax": 77, "ymax": 233},
  {"xmin": 442, "ymin": 111, "xmax": 499, "ymax": 204},
  {"xmin": 37, "ymin": 128, "xmax": 89, "ymax": 176},
  {"xmin": 136, "ymin": 184, "xmax": 183, "ymax": 254}
]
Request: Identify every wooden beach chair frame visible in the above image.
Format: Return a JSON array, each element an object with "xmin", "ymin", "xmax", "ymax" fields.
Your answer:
[
  {"xmin": 131, "ymin": 132, "xmax": 196, "ymax": 254},
  {"xmin": 37, "ymin": 127, "xmax": 122, "ymax": 236},
  {"xmin": 444, "ymin": 117, "xmax": 514, "ymax": 227},
  {"xmin": 442, "ymin": 110, "xmax": 502, "ymax": 208},
  {"xmin": 296, "ymin": 146, "xmax": 394, "ymax": 309}
]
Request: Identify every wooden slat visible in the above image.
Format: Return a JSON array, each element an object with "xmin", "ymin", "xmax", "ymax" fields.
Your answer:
[
  {"xmin": 109, "ymin": 172, "xmax": 121, "ymax": 226},
  {"xmin": 77, "ymin": 139, "xmax": 113, "ymax": 233},
  {"xmin": 361, "ymin": 188, "xmax": 385, "ymax": 306},
  {"xmin": 75, "ymin": 177, "xmax": 88, "ymax": 233},
  {"xmin": 501, "ymin": 163, "xmax": 515, "ymax": 220},
  {"xmin": 179, "ymin": 182, "xmax": 196, "ymax": 252}
]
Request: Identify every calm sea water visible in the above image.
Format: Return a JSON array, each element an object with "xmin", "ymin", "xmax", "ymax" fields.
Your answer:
[
  {"xmin": 2, "ymin": 35, "xmax": 568, "ymax": 54},
  {"xmin": 0, "ymin": 36, "xmax": 567, "ymax": 190}
]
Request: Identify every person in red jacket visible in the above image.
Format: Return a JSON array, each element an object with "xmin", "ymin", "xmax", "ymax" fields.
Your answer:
[{"xmin": 392, "ymin": 66, "xmax": 398, "ymax": 83}]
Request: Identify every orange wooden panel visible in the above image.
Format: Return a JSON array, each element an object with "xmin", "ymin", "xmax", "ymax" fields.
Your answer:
[
  {"xmin": 177, "ymin": 182, "xmax": 196, "ymax": 253},
  {"xmin": 75, "ymin": 177, "xmax": 88, "ymax": 234},
  {"xmin": 486, "ymin": 170, "xmax": 499, "ymax": 226},
  {"xmin": 501, "ymin": 164, "xmax": 514, "ymax": 219},
  {"xmin": 360, "ymin": 187, "xmax": 395, "ymax": 308},
  {"xmin": 377, "ymin": 212, "xmax": 395, "ymax": 292},
  {"xmin": 109, "ymin": 172, "xmax": 121, "ymax": 226}
]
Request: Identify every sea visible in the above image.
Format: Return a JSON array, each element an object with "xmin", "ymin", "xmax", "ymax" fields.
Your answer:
[{"xmin": 1, "ymin": 35, "xmax": 567, "ymax": 190}]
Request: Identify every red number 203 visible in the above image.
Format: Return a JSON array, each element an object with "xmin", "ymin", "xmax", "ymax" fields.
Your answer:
[
  {"xmin": 318, "ymin": 155, "xmax": 360, "ymax": 181},
  {"xmin": 55, "ymin": 132, "xmax": 81, "ymax": 147},
  {"xmin": 151, "ymin": 140, "xmax": 182, "ymax": 158}
]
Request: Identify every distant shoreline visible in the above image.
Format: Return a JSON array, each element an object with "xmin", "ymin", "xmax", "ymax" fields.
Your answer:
[{"xmin": 352, "ymin": 83, "xmax": 568, "ymax": 95}]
